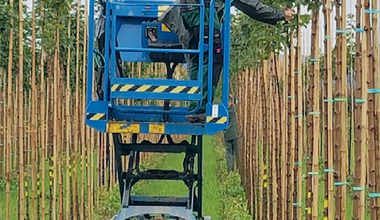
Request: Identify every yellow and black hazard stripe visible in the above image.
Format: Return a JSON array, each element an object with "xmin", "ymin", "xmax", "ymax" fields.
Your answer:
[
  {"xmin": 111, "ymin": 84, "xmax": 200, "ymax": 94},
  {"xmin": 86, "ymin": 113, "xmax": 106, "ymax": 120},
  {"xmin": 207, "ymin": 116, "xmax": 227, "ymax": 124}
]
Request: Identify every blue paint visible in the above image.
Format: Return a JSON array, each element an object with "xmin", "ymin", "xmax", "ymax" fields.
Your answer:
[{"xmin": 86, "ymin": 0, "xmax": 231, "ymax": 136}]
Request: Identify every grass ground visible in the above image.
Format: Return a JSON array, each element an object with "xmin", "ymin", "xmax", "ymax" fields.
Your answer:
[
  {"xmin": 94, "ymin": 135, "xmax": 251, "ymax": 220},
  {"xmin": 132, "ymin": 136, "xmax": 221, "ymax": 218},
  {"xmin": 3, "ymin": 134, "xmax": 369, "ymax": 219},
  {"xmin": 0, "ymin": 157, "xmax": 96, "ymax": 220}
]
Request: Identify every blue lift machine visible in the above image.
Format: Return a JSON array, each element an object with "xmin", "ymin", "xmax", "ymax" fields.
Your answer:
[{"xmin": 86, "ymin": 0, "xmax": 231, "ymax": 218}]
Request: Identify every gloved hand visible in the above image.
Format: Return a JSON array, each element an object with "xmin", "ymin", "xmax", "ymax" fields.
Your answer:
[{"xmin": 283, "ymin": 8, "xmax": 295, "ymax": 22}]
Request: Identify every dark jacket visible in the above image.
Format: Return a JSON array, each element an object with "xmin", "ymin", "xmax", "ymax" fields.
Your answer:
[
  {"xmin": 158, "ymin": 0, "xmax": 286, "ymax": 42},
  {"xmin": 224, "ymin": 106, "xmax": 238, "ymax": 141},
  {"xmin": 232, "ymin": 0, "xmax": 285, "ymax": 25}
]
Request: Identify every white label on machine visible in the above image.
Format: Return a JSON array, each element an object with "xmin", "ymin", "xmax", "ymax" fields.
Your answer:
[{"xmin": 212, "ymin": 105, "xmax": 218, "ymax": 118}]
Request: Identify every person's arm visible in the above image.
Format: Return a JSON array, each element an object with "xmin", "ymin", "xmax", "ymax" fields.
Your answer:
[{"xmin": 232, "ymin": 0, "xmax": 286, "ymax": 25}]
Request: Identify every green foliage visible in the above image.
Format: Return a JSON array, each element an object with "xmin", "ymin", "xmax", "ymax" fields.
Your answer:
[
  {"xmin": 0, "ymin": 176, "xmax": 19, "ymax": 192},
  {"xmin": 0, "ymin": 0, "xmax": 87, "ymax": 92},
  {"xmin": 93, "ymin": 187, "xmax": 120, "ymax": 220},
  {"xmin": 214, "ymin": 137, "xmax": 252, "ymax": 220},
  {"xmin": 229, "ymin": 0, "xmax": 312, "ymax": 78}
]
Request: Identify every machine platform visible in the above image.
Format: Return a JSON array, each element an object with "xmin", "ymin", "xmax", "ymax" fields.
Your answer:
[
  {"xmin": 86, "ymin": 0, "xmax": 232, "ymax": 218},
  {"xmin": 86, "ymin": 0, "xmax": 231, "ymax": 135}
]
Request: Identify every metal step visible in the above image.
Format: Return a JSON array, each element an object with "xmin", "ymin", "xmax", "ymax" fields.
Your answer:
[
  {"xmin": 116, "ymin": 206, "xmax": 194, "ymax": 220},
  {"xmin": 130, "ymin": 196, "xmax": 189, "ymax": 206}
]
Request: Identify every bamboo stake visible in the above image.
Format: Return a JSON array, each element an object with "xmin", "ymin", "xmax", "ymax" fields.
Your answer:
[
  {"xmin": 80, "ymin": 97, "xmax": 86, "ymax": 220},
  {"xmin": 306, "ymin": 45, "xmax": 313, "ymax": 220},
  {"xmin": 86, "ymin": 124, "xmax": 91, "ymax": 218},
  {"xmin": 250, "ymin": 72, "xmax": 257, "ymax": 218},
  {"xmin": 82, "ymin": 1, "xmax": 88, "ymax": 216},
  {"xmin": 274, "ymin": 57, "xmax": 282, "ymax": 218},
  {"xmin": 260, "ymin": 63, "xmax": 267, "ymax": 219},
  {"xmin": 49, "ymin": 74, "xmax": 54, "ymax": 220},
  {"xmin": 40, "ymin": 50, "xmax": 46, "ymax": 220},
  {"xmin": 108, "ymin": 134, "xmax": 115, "ymax": 191},
  {"xmin": 1, "ymin": 70, "xmax": 4, "ymax": 177},
  {"xmin": 14, "ymin": 74, "xmax": 18, "ymax": 172},
  {"xmin": 257, "ymin": 67, "xmax": 263, "ymax": 220},
  {"xmin": 310, "ymin": 4, "xmax": 321, "ymax": 219},
  {"xmin": 59, "ymin": 91, "xmax": 64, "ymax": 220},
  {"xmin": 372, "ymin": 0, "xmax": 380, "ymax": 217},
  {"xmin": 334, "ymin": 0, "xmax": 345, "ymax": 218},
  {"xmin": 248, "ymin": 69, "xmax": 256, "ymax": 214},
  {"xmin": 246, "ymin": 69, "xmax": 253, "ymax": 214},
  {"xmin": 65, "ymin": 16, "xmax": 72, "ymax": 220},
  {"xmin": 6, "ymin": 0, "xmax": 14, "ymax": 217},
  {"xmin": 339, "ymin": 0, "xmax": 348, "ymax": 217},
  {"xmin": 102, "ymin": 134, "xmax": 107, "ymax": 189},
  {"xmin": 90, "ymin": 128, "xmax": 95, "ymax": 217},
  {"xmin": 353, "ymin": 0, "xmax": 367, "ymax": 218},
  {"xmin": 18, "ymin": 0, "xmax": 25, "ymax": 217},
  {"xmin": 323, "ymin": 0, "xmax": 334, "ymax": 218},
  {"xmin": 99, "ymin": 133, "xmax": 103, "ymax": 188},
  {"xmin": 242, "ymin": 70, "xmax": 248, "ymax": 211},
  {"xmin": 256, "ymin": 69, "xmax": 261, "ymax": 219},
  {"xmin": 30, "ymin": 2, "xmax": 38, "ymax": 219},
  {"xmin": 267, "ymin": 62, "xmax": 272, "ymax": 219},
  {"xmin": 268, "ymin": 63, "xmax": 272, "ymax": 220},
  {"xmin": 365, "ymin": 0, "xmax": 377, "ymax": 218},
  {"xmin": 73, "ymin": 0, "xmax": 81, "ymax": 217},
  {"xmin": 238, "ymin": 74, "xmax": 242, "ymax": 173},
  {"xmin": 251, "ymin": 70, "xmax": 256, "ymax": 216},
  {"xmin": 262, "ymin": 62, "xmax": 269, "ymax": 220},
  {"xmin": 38, "ymin": 5, "xmax": 47, "ymax": 218},
  {"xmin": 270, "ymin": 55, "xmax": 277, "ymax": 220},
  {"xmin": 27, "ymin": 91, "xmax": 31, "ymax": 167},
  {"xmin": 281, "ymin": 48, "xmax": 288, "ymax": 220},
  {"xmin": 295, "ymin": 10, "xmax": 303, "ymax": 219},
  {"xmin": 268, "ymin": 55, "xmax": 276, "ymax": 220},
  {"xmin": 52, "ymin": 29, "xmax": 60, "ymax": 220},
  {"xmin": 287, "ymin": 34, "xmax": 296, "ymax": 220},
  {"xmin": 26, "ymin": 91, "xmax": 30, "ymax": 220}
]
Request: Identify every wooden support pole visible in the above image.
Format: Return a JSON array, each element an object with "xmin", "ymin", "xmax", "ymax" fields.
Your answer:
[
  {"xmin": 365, "ymin": 0, "xmax": 377, "ymax": 218},
  {"xmin": 6, "ymin": 0, "xmax": 14, "ymax": 218},
  {"xmin": 245, "ymin": 69, "xmax": 251, "ymax": 213},
  {"xmin": 334, "ymin": 0, "xmax": 348, "ymax": 218},
  {"xmin": 353, "ymin": 0, "xmax": 368, "ymax": 218},
  {"xmin": 249, "ymin": 69, "xmax": 256, "ymax": 217},
  {"xmin": 372, "ymin": 0, "xmax": 380, "ymax": 217},
  {"xmin": 310, "ymin": 4, "xmax": 321, "ymax": 219},
  {"xmin": 1, "ymin": 70, "xmax": 4, "ymax": 178},
  {"xmin": 65, "ymin": 17, "xmax": 72, "ymax": 220},
  {"xmin": 287, "ymin": 34, "xmax": 296, "ymax": 220},
  {"xmin": 281, "ymin": 48, "xmax": 288, "ymax": 220},
  {"xmin": 53, "ymin": 29, "xmax": 60, "ymax": 220},
  {"xmin": 31, "ymin": 2, "xmax": 37, "ymax": 219},
  {"xmin": 40, "ymin": 48, "xmax": 46, "ymax": 220},
  {"xmin": 263, "ymin": 61, "xmax": 269, "ymax": 220},
  {"xmin": 323, "ymin": 0, "xmax": 334, "ymax": 218},
  {"xmin": 73, "ymin": 0, "xmax": 81, "ymax": 218},
  {"xmin": 269, "ymin": 54, "xmax": 277, "ymax": 220},
  {"xmin": 18, "ymin": 0, "xmax": 25, "ymax": 217},
  {"xmin": 274, "ymin": 57, "xmax": 282, "ymax": 218},
  {"xmin": 1, "ymin": 70, "xmax": 4, "ymax": 177},
  {"xmin": 295, "ymin": 10, "xmax": 303, "ymax": 219},
  {"xmin": 82, "ymin": 2, "xmax": 89, "ymax": 217},
  {"xmin": 242, "ymin": 70, "xmax": 248, "ymax": 214}
]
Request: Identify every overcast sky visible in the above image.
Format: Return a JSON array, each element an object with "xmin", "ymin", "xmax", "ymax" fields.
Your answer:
[{"xmin": 24, "ymin": 0, "xmax": 378, "ymax": 57}]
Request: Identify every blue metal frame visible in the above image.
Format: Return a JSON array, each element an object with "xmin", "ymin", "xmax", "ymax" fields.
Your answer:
[{"xmin": 86, "ymin": 0, "xmax": 232, "ymax": 135}]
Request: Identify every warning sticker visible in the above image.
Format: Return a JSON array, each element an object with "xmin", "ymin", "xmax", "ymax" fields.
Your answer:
[{"xmin": 149, "ymin": 124, "xmax": 165, "ymax": 134}]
